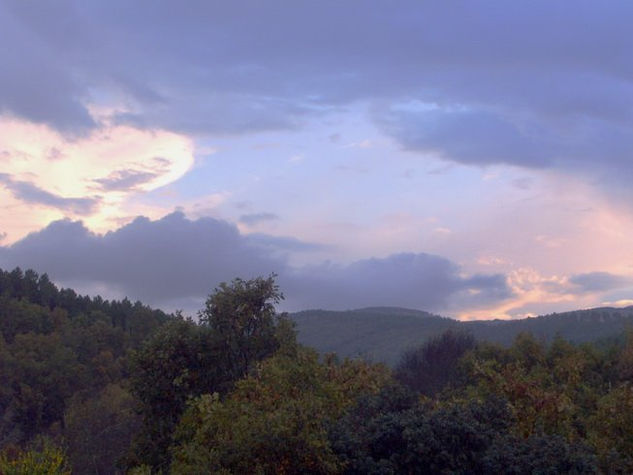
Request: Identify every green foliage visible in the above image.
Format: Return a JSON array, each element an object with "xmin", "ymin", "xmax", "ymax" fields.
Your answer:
[
  {"xmin": 171, "ymin": 348, "xmax": 391, "ymax": 474},
  {"xmin": 330, "ymin": 386, "xmax": 597, "ymax": 474},
  {"xmin": 291, "ymin": 305, "xmax": 633, "ymax": 365},
  {"xmin": 130, "ymin": 275, "xmax": 293, "ymax": 471},
  {"xmin": 199, "ymin": 274, "xmax": 286, "ymax": 382},
  {"xmin": 128, "ymin": 317, "xmax": 221, "ymax": 470},
  {"xmin": 292, "ymin": 307, "xmax": 454, "ymax": 365},
  {"xmin": 0, "ymin": 438, "xmax": 70, "ymax": 475},
  {"xmin": 464, "ymin": 333, "xmax": 597, "ymax": 439},
  {"xmin": 64, "ymin": 383, "xmax": 141, "ymax": 474},
  {"xmin": 329, "ymin": 388, "xmax": 507, "ymax": 474},
  {"xmin": 482, "ymin": 434, "xmax": 597, "ymax": 474},
  {"xmin": 457, "ymin": 331, "xmax": 633, "ymax": 471},
  {"xmin": 0, "ymin": 267, "xmax": 170, "ymax": 472},
  {"xmin": 395, "ymin": 329, "xmax": 475, "ymax": 396},
  {"xmin": 589, "ymin": 383, "xmax": 633, "ymax": 471},
  {"xmin": 3, "ymin": 267, "xmax": 633, "ymax": 473}
]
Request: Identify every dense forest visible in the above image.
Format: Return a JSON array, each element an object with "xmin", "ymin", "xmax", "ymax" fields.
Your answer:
[
  {"xmin": 293, "ymin": 306, "xmax": 633, "ymax": 364},
  {"xmin": 1, "ymin": 267, "xmax": 633, "ymax": 473}
]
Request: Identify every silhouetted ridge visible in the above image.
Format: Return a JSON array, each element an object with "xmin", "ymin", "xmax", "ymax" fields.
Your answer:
[{"xmin": 292, "ymin": 305, "xmax": 633, "ymax": 365}]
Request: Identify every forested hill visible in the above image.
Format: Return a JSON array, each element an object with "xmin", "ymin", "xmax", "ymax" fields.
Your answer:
[
  {"xmin": 292, "ymin": 306, "xmax": 633, "ymax": 365},
  {"xmin": 291, "ymin": 307, "xmax": 455, "ymax": 365},
  {"xmin": 466, "ymin": 306, "xmax": 633, "ymax": 346},
  {"xmin": 0, "ymin": 267, "xmax": 171, "ymax": 340},
  {"xmin": 3, "ymin": 268, "xmax": 633, "ymax": 472},
  {"xmin": 0, "ymin": 267, "xmax": 172, "ymax": 472}
]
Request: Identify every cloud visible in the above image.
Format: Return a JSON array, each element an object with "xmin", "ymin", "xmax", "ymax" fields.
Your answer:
[
  {"xmin": 282, "ymin": 253, "xmax": 511, "ymax": 312},
  {"xmin": 512, "ymin": 177, "xmax": 533, "ymax": 190},
  {"xmin": 93, "ymin": 168, "xmax": 161, "ymax": 192},
  {"xmin": 2, "ymin": 0, "xmax": 632, "ymax": 190},
  {"xmin": 380, "ymin": 108, "xmax": 553, "ymax": 168},
  {"xmin": 344, "ymin": 139, "xmax": 373, "ymax": 149},
  {"xmin": 0, "ymin": 173, "xmax": 99, "ymax": 215},
  {"xmin": 0, "ymin": 212, "xmax": 511, "ymax": 314},
  {"xmin": 0, "ymin": 116, "xmax": 193, "ymax": 242},
  {"xmin": 0, "ymin": 212, "xmax": 281, "ymax": 305},
  {"xmin": 601, "ymin": 299, "xmax": 633, "ymax": 308},
  {"xmin": 380, "ymin": 105, "xmax": 633, "ymax": 184},
  {"xmin": 245, "ymin": 233, "xmax": 326, "ymax": 253},
  {"xmin": 0, "ymin": 2, "xmax": 95, "ymax": 133},
  {"xmin": 5, "ymin": 212, "xmax": 628, "ymax": 317},
  {"xmin": 239, "ymin": 212, "xmax": 279, "ymax": 225},
  {"xmin": 460, "ymin": 267, "xmax": 633, "ymax": 320},
  {"xmin": 570, "ymin": 272, "xmax": 633, "ymax": 293}
]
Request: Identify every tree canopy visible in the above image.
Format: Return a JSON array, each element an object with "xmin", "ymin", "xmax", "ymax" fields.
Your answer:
[{"xmin": 0, "ymin": 268, "xmax": 632, "ymax": 473}]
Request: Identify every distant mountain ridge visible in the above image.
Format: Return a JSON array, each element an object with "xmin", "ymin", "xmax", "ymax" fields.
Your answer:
[{"xmin": 291, "ymin": 306, "xmax": 633, "ymax": 365}]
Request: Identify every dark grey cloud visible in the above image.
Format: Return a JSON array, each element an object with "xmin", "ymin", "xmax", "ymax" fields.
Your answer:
[
  {"xmin": 0, "ymin": 2, "xmax": 95, "ymax": 133},
  {"xmin": 570, "ymin": 272, "xmax": 633, "ymax": 293},
  {"xmin": 379, "ymin": 105, "xmax": 633, "ymax": 182},
  {"xmin": 0, "ymin": 212, "xmax": 511, "ymax": 314},
  {"xmin": 3, "ymin": 0, "xmax": 633, "ymax": 186},
  {"xmin": 239, "ymin": 212, "xmax": 279, "ymax": 225},
  {"xmin": 281, "ymin": 253, "xmax": 511, "ymax": 312},
  {"xmin": 113, "ymin": 95, "xmax": 309, "ymax": 135},
  {"xmin": 93, "ymin": 169, "xmax": 159, "ymax": 192},
  {"xmin": 0, "ymin": 173, "xmax": 99, "ymax": 215},
  {"xmin": 0, "ymin": 212, "xmax": 281, "ymax": 304},
  {"xmin": 380, "ymin": 108, "xmax": 554, "ymax": 168}
]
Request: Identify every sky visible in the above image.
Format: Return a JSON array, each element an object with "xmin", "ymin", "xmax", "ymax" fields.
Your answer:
[{"xmin": 1, "ymin": 0, "xmax": 633, "ymax": 319}]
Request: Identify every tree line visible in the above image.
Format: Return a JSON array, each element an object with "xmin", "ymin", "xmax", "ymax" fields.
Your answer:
[{"xmin": 0, "ymin": 268, "xmax": 632, "ymax": 473}]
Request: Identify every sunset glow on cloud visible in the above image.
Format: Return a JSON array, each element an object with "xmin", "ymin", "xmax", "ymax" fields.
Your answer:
[
  {"xmin": 0, "ymin": 115, "xmax": 194, "ymax": 241},
  {"xmin": 1, "ymin": 1, "xmax": 633, "ymax": 318}
]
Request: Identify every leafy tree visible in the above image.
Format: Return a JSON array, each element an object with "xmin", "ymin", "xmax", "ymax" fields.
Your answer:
[
  {"xmin": 331, "ymin": 387, "xmax": 597, "ymax": 474},
  {"xmin": 395, "ymin": 329, "xmax": 475, "ymax": 396},
  {"xmin": 0, "ymin": 298, "xmax": 54, "ymax": 343},
  {"xmin": 482, "ymin": 434, "xmax": 597, "ymax": 474},
  {"xmin": 0, "ymin": 266, "xmax": 174, "ymax": 466},
  {"xmin": 589, "ymin": 382, "xmax": 633, "ymax": 472},
  {"xmin": 0, "ymin": 438, "xmax": 70, "ymax": 474},
  {"xmin": 36, "ymin": 273, "xmax": 59, "ymax": 309},
  {"xmin": 171, "ymin": 347, "xmax": 391, "ymax": 474},
  {"xmin": 615, "ymin": 330, "xmax": 633, "ymax": 382},
  {"xmin": 464, "ymin": 333, "xmax": 588, "ymax": 439},
  {"xmin": 510, "ymin": 332, "xmax": 546, "ymax": 371},
  {"xmin": 130, "ymin": 275, "xmax": 292, "ymax": 470},
  {"xmin": 330, "ymin": 391, "xmax": 513, "ymax": 474},
  {"xmin": 199, "ymin": 274, "xmax": 286, "ymax": 383},
  {"xmin": 128, "ymin": 318, "xmax": 221, "ymax": 471},
  {"xmin": 64, "ymin": 383, "xmax": 141, "ymax": 474},
  {"xmin": 8, "ymin": 332, "xmax": 85, "ymax": 442}
]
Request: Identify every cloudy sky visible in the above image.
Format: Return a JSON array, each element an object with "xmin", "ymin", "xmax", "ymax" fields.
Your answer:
[{"xmin": 1, "ymin": 0, "xmax": 633, "ymax": 319}]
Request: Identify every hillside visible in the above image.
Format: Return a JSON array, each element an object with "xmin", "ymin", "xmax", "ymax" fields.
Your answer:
[
  {"xmin": 0, "ymin": 267, "xmax": 173, "ymax": 472},
  {"xmin": 3, "ymin": 268, "xmax": 633, "ymax": 472},
  {"xmin": 291, "ymin": 306, "xmax": 633, "ymax": 365},
  {"xmin": 292, "ymin": 307, "xmax": 456, "ymax": 364}
]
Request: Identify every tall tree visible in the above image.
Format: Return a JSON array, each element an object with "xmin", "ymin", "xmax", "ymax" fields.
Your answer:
[
  {"xmin": 199, "ymin": 274, "xmax": 286, "ymax": 383},
  {"xmin": 130, "ymin": 275, "xmax": 292, "ymax": 471}
]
